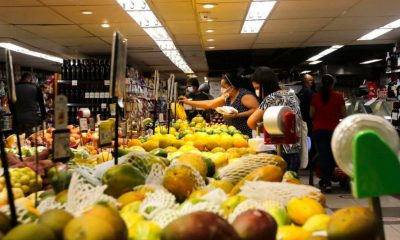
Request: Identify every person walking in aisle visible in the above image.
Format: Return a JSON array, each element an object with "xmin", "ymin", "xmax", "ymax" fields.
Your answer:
[
  {"xmin": 310, "ymin": 74, "xmax": 346, "ymax": 193},
  {"xmin": 247, "ymin": 66, "xmax": 302, "ymax": 172},
  {"xmin": 14, "ymin": 73, "xmax": 46, "ymax": 137},
  {"xmin": 179, "ymin": 72, "xmax": 259, "ymax": 137},
  {"xmin": 297, "ymin": 74, "xmax": 317, "ymax": 168},
  {"xmin": 185, "ymin": 78, "xmax": 211, "ymax": 121}
]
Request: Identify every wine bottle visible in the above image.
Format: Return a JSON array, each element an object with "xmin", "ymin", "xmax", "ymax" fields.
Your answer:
[
  {"xmin": 66, "ymin": 60, "xmax": 71, "ymax": 81},
  {"xmin": 71, "ymin": 59, "xmax": 76, "ymax": 80},
  {"xmin": 61, "ymin": 60, "xmax": 67, "ymax": 80},
  {"xmin": 76, "ymin": 59, "xmax": 81, "ymax": 81},
  {"xmin": 90, "ymin": 59, "xmax": 96, "ymax": 81}
]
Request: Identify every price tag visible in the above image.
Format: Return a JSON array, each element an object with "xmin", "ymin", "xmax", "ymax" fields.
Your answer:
[
  {"xmin": 99, "ymin": 120, "xmax": 113, "ymax": 147},
  {"xmin": 120, "ymin": 121, "xmax": 127, "ymax": 138},
  {"xmin": 110, "ymin": 103, "xmax": 116, "ymax": 117},
  {"xmin": 101, "ymin": 103, "xmax": 107, "ymax": 109},
  {"xmin": 104, "ymin": 80, "xmax": 110, "ymax": 86},
  {"xmin": 94, "ymin": 92, "xmax": 100, "ymax": 99},
  {"xmin": 89, "ymin": 92, "xmax": 95, "ymax": 99},
  {"xmin": 159, "ymin": 113, "xmax": 164, "ymax": 122},
  {"xmin": 54, "ymin": 95, "xmax": 68, "ymax": 129},
  {"xmin": 72, "ymin": 80, "xmax": 78, "ymax": 86},
  {"xmin": 79, "ymin": 118, "xmax": 89, "ymax": 132},
  {"xmin": 52, "ymin": 129, "xmax": 71, "ymax": 162},
  {"xmin": 105, "ymin": 92, "xmax": 110, "ymax": 98},
  {"xmin": 100, "ymin": 92, "xmax": 105, "ymax": 99}
]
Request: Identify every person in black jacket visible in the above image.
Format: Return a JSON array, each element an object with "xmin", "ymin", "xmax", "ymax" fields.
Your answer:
[
  {"xmin": 14, "ymin": 73, "xmax": 46, "ymax": 137},
  {"xmin": 297, "ymin": 73, "xmax": 316, "ymax": 168}
]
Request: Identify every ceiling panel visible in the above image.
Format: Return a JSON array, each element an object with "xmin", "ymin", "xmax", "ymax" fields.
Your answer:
[
  {"xmin": 344, "ymin": 0, "xmax": 400, "ymax": 17},
  {"xmin": 179, "ymin": 45, "xmax": 203, "ymax": 51},
  {"xmin": 50, "ymin": 37, "xmax": 104, "ymax": 47},
  {"xmin": 271, "ymin": 0, "xmax": 360, "ymax": 19},
  {"xmin": 41, "ymin": 0, "xmax": 115, "ymax": 6},
  {"xmin": 0, "ymin": 0, "xmax": 42, "ymax": 6},
  {"xmin": 0, "ymin": 7, "xmax": 71, "ymax": 24},
  {"xmin": 348, "ymin": 39, "xmax": 395, "ymax": 45},
  {"xmin": 306, "ymin": 30, "xmax": 367, "ymax": 43},
  {"xmin": 80, "ymin": 23, "xmax": 146, "ymax": 37},
  {"xmin": 20, "ymin": 38, "xmax": 74, "ymax": 56},
  {"xmin": 252, "ymin": 43, "xmax": 302, "ymax": 49},
  {"xmin": 152, "ymin": 2, "xmax": 195, "ymax": 21},
  {"xmin": 19, "ymin": 25, "xmax": 92, "ymax": 38},
  {"xmin": 0, "ymin": 25, "xmax": 38, "ymax": 39},
  {"xmin": 165, "ymin": 21, "xmax": 198, "ymax": 35},
  {"xmin": 302, "ymin": 41, "xmax": 347, "ymax": 47},
  {"xmin": 196, "ymin": 0, "xmax": 247, "ymax": 3},
  {"xmin": 324, "ymin": 16, "xmax": 398, "ymax": 31},
  {"xmin": 256, "ymin": 31, "xmax": 314, "ymax": 44},
  {"xmin": 262, "ymin": 18, "xmax": 332, "ymax": 33},
  {"xmin": 69, "ymin": 42, "xmax": 111, "ymax": 54},
  {"xmin": 174, "ymin": 34, "xmax": 202, "ymax": 45},
  {"xmin": 52, "ymin": 5, "xmax": 131, "ymax": 24},
  {"xmin": 196, "ymin": 2, "xmax": 249, "ymax": 21},
  {"xmin": 200, "ymin": 21, "xmax": 242, "ymax": 35}
]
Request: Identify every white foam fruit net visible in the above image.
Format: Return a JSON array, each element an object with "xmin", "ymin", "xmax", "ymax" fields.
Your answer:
[
  {"xmin": 37, "ymin": 171, "xmax": 117, "ymax": 216},
  {"xmin": 0, "ymin": 203, "xmax": 36, "ymax": 224},
  {"xmin": 139, "ymin": 190, "xmax": 177, "ymax": 220},
  {"xmin": 228, "ymin": 199, "xmax": 262, "ymax": 223},
  {"xmin": 239, "ymin": 181, "xmax": 324, "ymax": 206},
  {"xmin": 180, "ymin": 200, "xmax": 223, "ymax": 217},
  {"xmin": 145, "ymin": 163, "xmax": 166, "ymax": 185},
  {"xmin": 167, "ymin": 161, "xmax": 207, "ymax": 190},
  {"xmin": 216, "ymin": 154, "xmax": 285, "ymax": 185},
  {"xmin": 152, "ymin": 209, "xmax": 182, "ymax": 228}
]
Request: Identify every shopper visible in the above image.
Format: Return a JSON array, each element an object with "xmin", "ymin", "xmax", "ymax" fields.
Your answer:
[
  {"xmin": 185, "ymin": 78, "xmax": 211, "ymax": 121},
  {"xmin": 179, "ymin": 72, "xmax": 259, "ymax": 137},
  {"xmin": 198, "ymin": 82, "xmax": 214, "ymax": 100},
  {"xmin": 247, "ymin": 66, "xmax": 302, "ymax": 172},
  {"xmin": 297, "ymin": 74, "xmax": 317, "ymax": 168},
  {"xmin": 310, "ymin": 74, "xmax": 346, "ymax": 193},
  {"xmin": 14, "ymin": 73, "xmax": 46, "ymax": 137}
]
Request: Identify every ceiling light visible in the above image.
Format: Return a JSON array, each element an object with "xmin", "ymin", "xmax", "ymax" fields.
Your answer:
[
  {"xmin": 309, "ymin": 60, "xmax": 322, "ymax": 65},
  {"xmin": 187, "ymin": 74, "xmax": 197, "ymax": 78},
  {"xmin": 205, "ymin": 29, "xmax": 215, "ymax": 33},
  {"xmin": 241, "ymin": 20, "xmax": 264, "ymax": 34},
  {"xmin": 116, "ymin": 0, "xmax": 193, "ymax": 74},
  {"xmin": 101, "ymin": 23, "xmax": 110, "ymax": 28},
  {"xmin": 358, "ymin": 28, "xmax": 392, "ymax": 41},
  {"xmin": 382, "ymin": 19, "xmax": 400, "ymax": 29},
  {"xmin": 207, "ymin": 19, "xmax": 214, "ymax": 22},
  {"xmin": 208, "ymin": 46, "xmax": 215, "ymax": 49},
  {"xmin": 207, "ymin": 39, "xmax": 215, "ymax": 42},
  {"xmin": 203, "ymin": 4, "xmax": 216, "ymax": 9},
  {"xmin": 300, "ymin": 70, "xmax": 311, "ymax": 74},
  {"xmin": 360, "ymin": 59, "xmax": 383, "ymax": 64},
  {"xmin": 0, "ymin": 43, "xmax": 62, "ymax": 63},
  {"xmin": 241, "ymin": 1, "xmax": 276, "ymax": 34},
  {"xmin": 81, "ymin": 10, "xmax": 93, "ymax": 15},
  {"xmin": 307, "ymin": 45, "xmax": 343, "ymax": 62}
]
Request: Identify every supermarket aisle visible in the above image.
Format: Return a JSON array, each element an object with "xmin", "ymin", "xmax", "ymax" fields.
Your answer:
[{"xmin": 300, "ymin": 171, "xmax": 400, "ymax": 240}]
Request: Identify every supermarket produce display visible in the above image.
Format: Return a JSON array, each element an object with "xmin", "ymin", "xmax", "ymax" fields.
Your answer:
[{"xmin": 0, "ymin": 112, "xmax": 394, "ymax": 240}]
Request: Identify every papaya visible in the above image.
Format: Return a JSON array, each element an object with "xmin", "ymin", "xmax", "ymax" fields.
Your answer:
[{"xmin": 230, "ymin": 165, "xmax": 283, "ymax": 195}]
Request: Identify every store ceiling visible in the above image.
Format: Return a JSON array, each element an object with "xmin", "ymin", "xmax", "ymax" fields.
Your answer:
[{"xmin": 0, "ymin": 0, "xmax": 399, "ymax": 77}]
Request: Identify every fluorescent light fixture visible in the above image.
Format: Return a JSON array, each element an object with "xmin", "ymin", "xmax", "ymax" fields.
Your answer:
[
  {"xmin": 208, "ymin": 46, "xmax": 215, "ymax": 49},
  {"xmin": 307, "ymin": 45, "xmax": 343, "ymax": 62},
  {"xmin": 382, "ymin": 19, "xmax": 400, "ymax": 29},
  {"xmin": 358, "ymin": 28, "xmax": 392, "ymax": 41},
  {"xmin": 360, "ymin": 59, "xmax": 382, "ymax": 64},
  {"xmin": 81, "ymin": 10, "xmax": 93, "ymax": 15},
  {"xmin": 207, "ymin": 19, "xmax": 214, "ymax": 22},
  {"xmin": 187, "ymin": 74, "xmax": 197, "ymax": 78},
  {"xmin": 116, "ymin": 0, "xmax": 193, "ymax": 74},
  {"xmin": 300, "ymin": 70, "xmax": 311, "ymax": 74},
  {"xmin": 203, "ymin": 4, "xmax": 216, "ymax": 9},
  {"xmin": 101, "ymin": 23, "xmax": 110, "ymax": 28},
  {"xmin": 309, "ymin": 60, "xmax": 322, "ymax": 65},
  {"xmin": 207, "ymin": 39, "xmax": 215, "ymax": 42},
  {"xmin": 205, "ymin": 29, "xmax": 215, "ymax": 33},
  {"xmin": 241, "ymin": 0, "xmax": 276, "ymax": 34},
  {"xmin": 241, "ymin": 20, "xmax": 264, "ymax": 34},
  {"xmin": 0, "ymin": 43, "xmax": 62, "ymax": 63}
]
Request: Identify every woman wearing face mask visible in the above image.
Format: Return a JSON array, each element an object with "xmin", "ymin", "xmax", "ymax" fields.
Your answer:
[
  {"xmin": 179, "ymin": 72, "xmax": 259, "ymax": 137},
  {"xmin": 185, "ymin": 78, "xmax": 212, "ymax": 121},
  {"xmin": 247, "ymin": 66, "xmax": 302, "ymax": 172}
]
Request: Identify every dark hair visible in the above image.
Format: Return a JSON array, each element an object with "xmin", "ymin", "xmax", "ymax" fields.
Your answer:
[
  {"xmin": 320, "ymin": 74, "xmax": 335, "ymax": 104},
  {"xmin": 21, "ymin": 72, "xmax": 33, "ymax": 82},
  {"xmin": 222, "ymin": 71, "xmax": 255, "ymax": 93},
  {"xmin": 187, "ymin": 78, "xmax": 199, "ymax": 88},
  {"xmin": 252, "ymin": 66, "xmax": 280, "ymax": 97}
]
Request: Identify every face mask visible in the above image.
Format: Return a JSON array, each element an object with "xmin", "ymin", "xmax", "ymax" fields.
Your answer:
[
  {"xmin": 255, "ymin": 89, "xmax": 260, "ymax": 97},
  {"xmin": 187, "ymin": 87, "xmax": 194, "ymax": 93}
]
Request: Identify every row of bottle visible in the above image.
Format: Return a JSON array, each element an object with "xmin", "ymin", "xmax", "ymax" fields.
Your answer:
[
  {"xmin": 58, "ymin": 84, "xmax": 113, "ymax": 104},
  {"xmin": 68, "ymin": 106, "xmax": 111, "ymax": 125},
  {"xmin": 61, "ymin": 59, "xmax": 111, "ymax": 81},
  {"xmin": 385, "ymin": 46, "xmax": 400, "ymax": 73}
]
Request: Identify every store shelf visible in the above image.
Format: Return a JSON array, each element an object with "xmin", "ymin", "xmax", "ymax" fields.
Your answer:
[
  {"xmin": 386, "ymin": 69, "xmax": 400, "ymax": 74},
  {"xmin": 0, "ymin": 112, "xmax": 12, "ymax": 116},
  {"xmin": 58, "ymin": 80, "xmax": 110, "ymax": 85},
  {"xmin": 67, "ymin": 103, "xmax": 105, "ymax": 107}
]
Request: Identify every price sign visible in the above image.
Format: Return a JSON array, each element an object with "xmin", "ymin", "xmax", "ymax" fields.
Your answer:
[
  {"xmin": 72, "ymin": 80, "xmax": 78, "ymax": 86},
  {"xmin": 101, "ymin": 103, "xmax": 107, "ymax": 109},
  {"xmin": 54, "ymin": 95, "xmax": 68, "ymax": 129},
  {"xmin": 110, "ymin": 103, "xmax": 116, "ymax": 117},
  {"xmin": 120, "ymin": 121, "xmax": 127, "ymax": 138},
  {"xmin": 104, "ymin": 80, "xmax": 110, "ymax": 86},
  {"xmin": 159, "ymin": 113, "xmax": 164, "ymax": 122},
  {"xmin": 99, "ymin": 120, "xmax": 113, "ymax": 147},
  {"xmin": 53, "ymin": 129, "xmax": 71, "ymax": 162},
  {"xmin": 79, "ymin": 118, "xmax": 89, "ymax": 132}
]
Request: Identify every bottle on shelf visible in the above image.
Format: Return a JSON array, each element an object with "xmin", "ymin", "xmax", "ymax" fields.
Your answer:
[
  {"xmin": 76, "ymin": 59, "xmax": 81, "ymax": 81},
  {"xmin": 71, "ymin": 59, "xmax": 77, "ymax": 80},
  {"xmin": 65, "ymin": 59, "xmax": 71, "ymax": 80}
]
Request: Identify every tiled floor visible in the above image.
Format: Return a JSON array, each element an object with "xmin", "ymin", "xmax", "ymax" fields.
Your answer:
[{"xmin": 300, "ymin": 171, "xmax": 400, "ymax": 240}]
